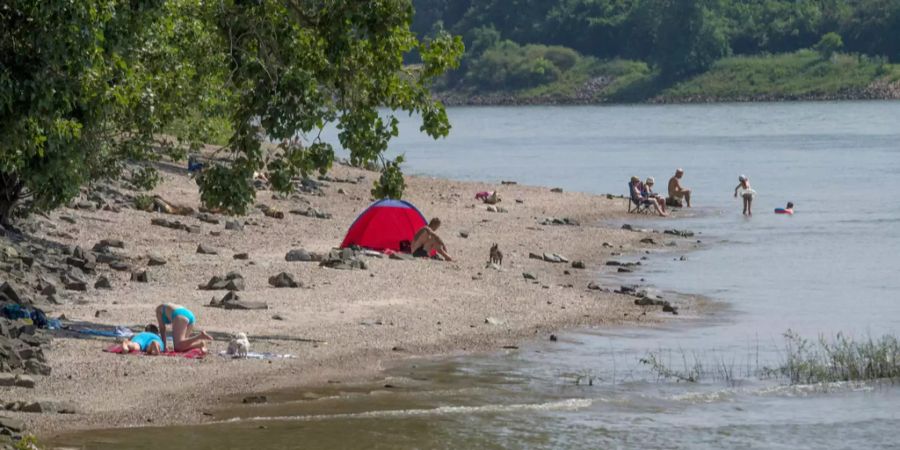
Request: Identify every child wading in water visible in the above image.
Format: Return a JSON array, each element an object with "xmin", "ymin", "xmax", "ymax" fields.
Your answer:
[{"xmin": 734, "ymin": 175, "xmax": 757, "ymax": 216}]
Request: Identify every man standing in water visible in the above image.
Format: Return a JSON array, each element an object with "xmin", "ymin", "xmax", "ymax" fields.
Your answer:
[{"xmin": 667, "ymin": 168, "xmax": 692, "ymax": 207}]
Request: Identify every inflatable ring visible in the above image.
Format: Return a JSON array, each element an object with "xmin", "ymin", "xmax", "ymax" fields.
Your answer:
[{"xmin": 774, "ymin": 208, "xmax": 793, "ymax": 215}]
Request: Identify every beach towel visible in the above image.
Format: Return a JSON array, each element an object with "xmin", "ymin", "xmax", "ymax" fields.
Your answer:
[
  {"xmin": 75, "ymin": 326, "xmax": 134, "ymax": 338},
  {"xmin": 104, "ymin": 344, "xmax": 206, "ymax": 359},
  {"xmin": 217, "ymin": 351, "xmax": 296, "ymax": 360}
]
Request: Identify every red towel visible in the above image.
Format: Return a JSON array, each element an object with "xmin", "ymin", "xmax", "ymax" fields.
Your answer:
[{"xmin": 104, "ymin": 344, "xmax": 206, "ymax": 359}]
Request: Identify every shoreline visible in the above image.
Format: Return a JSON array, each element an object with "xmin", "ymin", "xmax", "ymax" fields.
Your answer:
[
  {"xmin": 1, "ymin": 165, "xmax": 704, "ymax": 441},
  {"xmin": 433, "ymin": 88, "xmax": 900, "ymax": 107}
]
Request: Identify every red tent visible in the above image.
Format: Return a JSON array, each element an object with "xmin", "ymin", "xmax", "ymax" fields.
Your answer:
[{"xmin": 340, "ymin": 199, "xmax": 427, "ymax": 252}]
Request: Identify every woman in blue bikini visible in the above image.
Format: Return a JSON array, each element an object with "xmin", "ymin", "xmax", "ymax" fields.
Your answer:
[
  {"xmin": 119, "ymin": 324, "xmax": 165, "ymax": 355},
  {"xmin": 155, "ymin": 303, "xmax": 213, "ymax": 353}
]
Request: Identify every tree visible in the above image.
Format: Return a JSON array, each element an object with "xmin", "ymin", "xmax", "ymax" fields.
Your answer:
[
  {"xmin": 630, "ymin": 0, "xmax": 731, "ymax": 81},
  {"xmin": 814, "ymin": 32, "xmax": 844, "ymax": 59},
  {"xmin": 0, "ymin": 0, "xmax": 464, "ymax": 226}
]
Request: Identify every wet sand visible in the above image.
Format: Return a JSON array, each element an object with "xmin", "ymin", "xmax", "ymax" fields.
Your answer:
[{"xmin": 6, "ymin": 164, "xmax": 697, "ymax": 438}]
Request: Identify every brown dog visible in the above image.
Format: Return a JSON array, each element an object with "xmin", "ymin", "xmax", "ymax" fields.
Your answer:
[{"xmin": 489, "ymin": 243, "xmax": 503, "ymax": 266}]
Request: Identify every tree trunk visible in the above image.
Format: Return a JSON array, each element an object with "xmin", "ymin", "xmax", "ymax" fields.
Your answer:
[{"xmin": 0, "ymin": 172, "xmax": 23, "ymax": 229}]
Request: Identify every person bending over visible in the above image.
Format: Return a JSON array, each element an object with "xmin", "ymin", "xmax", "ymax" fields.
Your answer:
[
  {"xmin": 155, "ymin": 303, "xmax": 212, "ymax": 353},
  {"xmin": 411, "ymin": 218, "xmax": 453, "ymax": 261}
]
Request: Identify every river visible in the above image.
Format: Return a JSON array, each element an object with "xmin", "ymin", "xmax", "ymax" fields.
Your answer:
[{"xmin": 54, "ymin": 101, "xmax": 900, "ymax": 449}]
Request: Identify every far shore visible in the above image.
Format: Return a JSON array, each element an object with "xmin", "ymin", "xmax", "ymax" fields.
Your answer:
[{"xmin": 5, "ymin": 163, "xmax": 705, "ymax": 439}]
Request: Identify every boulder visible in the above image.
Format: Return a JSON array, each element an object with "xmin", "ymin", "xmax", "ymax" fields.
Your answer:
[
  {"xmin": 94, "ymin": 276, "xmax": 112, "ymax": 290},
  {"xmin": 199, "ymin": 273, "xmax": 244, "ymax": 291},
  {"xmin": 522, "ymin": 272, "xmax": 536, "ymax": 280},
  {"xmin": 196, "ymin": 244, "xmax": 218, "ymax": 255},
  {"xmin": 571, "ymin": 261, "xmax": 586, "ymax": 269},
  {"xmin": 61, "ymin": 272, "xmax": 87, "ymax": 291},
  {"xmin": 225, "ymin": 220, "xmax": 244, "ymax": 231},
  {"xmin": 147, "ymin": 254, "xmax": 166, "ymax": 266},
  {"xmin": 97, "ymin": 239, "xmax": 125, "ymax": 249},
  {"xmin": 109, "ymin": 261, "xmax": 131, "ymax": 271},
  {"xmin": 131, "ymin": 270, "xmax": 149, "ymax": 283},
  {"xmin": 268, "ymin": 272, "xmax": 301, "ymax": 288},
  {"xmin": 319, "ymin": 249, "xmax": 367, "ymax": 270},
  {"xmin": 196, "ymin": 213, "xmax": 220, "ymax": 224},
  {"xmin": 550, "ymin": 187, "xmax": 563, "ymax": 193},
  {"xmin": 233, "ymin": 252, "xmax": 249, "ymax": 260},
  {"xmin": 285, "ymin": 249, "xmax": 317, "ymax": 262}
]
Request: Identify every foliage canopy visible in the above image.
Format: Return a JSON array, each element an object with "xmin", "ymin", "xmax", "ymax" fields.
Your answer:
[{"xmin": 0, "ymin": 0, "xmax": 463, "ymax": 224}]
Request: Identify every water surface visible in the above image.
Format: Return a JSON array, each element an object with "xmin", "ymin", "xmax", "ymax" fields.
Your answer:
[{"xmin": 55, "ymin": 102, "xmax": 900, "ymax": 449}]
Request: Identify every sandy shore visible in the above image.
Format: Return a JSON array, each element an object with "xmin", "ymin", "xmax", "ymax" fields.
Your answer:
[{"xmin": 2, "ymin": 164, "xmax": 699, "ymax": 438}]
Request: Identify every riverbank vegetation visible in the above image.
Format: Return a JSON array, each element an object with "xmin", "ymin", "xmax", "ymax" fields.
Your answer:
[
  {"xmin": 413, "ymin": 0, "xmax": 900, "ymax": 103},
  {"xmin": 641, "ymin": 331, "xmax": 900, "ymax": 386}
]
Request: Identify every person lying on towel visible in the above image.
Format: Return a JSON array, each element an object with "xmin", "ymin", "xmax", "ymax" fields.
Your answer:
[{"xmin": 117, "ymin": 324, "xmax": 164, "ymax": 355}]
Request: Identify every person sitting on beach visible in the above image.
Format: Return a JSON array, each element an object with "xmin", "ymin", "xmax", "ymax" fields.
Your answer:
[
  {"xmin": 734, "ymin": 174, "xmax": 757, "ymax": 216},
  {"xmin": 667, "ymin": 168, "xmax": 692, "ymax": 207},
  {"xmin": 117, "ymin": 324, "xmax": 165, "ymax": 355},
  {"xmin": 630, "ymin": 176, "xmax": 668, "ymax": 217},
  {"xmin": 155, "ymin": 303, "xmax": 213, "ymax": 353},
  {"xmin": 411, "ymin": 218, "xmax": 453, "ymax": 261}
]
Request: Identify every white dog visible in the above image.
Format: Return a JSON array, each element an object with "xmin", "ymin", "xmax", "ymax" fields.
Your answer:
[{"xmin": 227, "ymin": 332, "xmax": 250, "ymax": 358}]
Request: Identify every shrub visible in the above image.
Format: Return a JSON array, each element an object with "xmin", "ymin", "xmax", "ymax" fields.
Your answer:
[{"xmin": 814, "ymin": 32, "xmax": 844, "ymax": 60}]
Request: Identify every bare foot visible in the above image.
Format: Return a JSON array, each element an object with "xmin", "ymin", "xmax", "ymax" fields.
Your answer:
[{"xmin": 199, "ymin": 331, "xmax": 214, "ymax": 341}]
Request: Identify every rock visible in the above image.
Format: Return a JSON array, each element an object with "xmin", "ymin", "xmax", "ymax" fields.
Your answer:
[
  {"xmin": 61, "ymin": 272, "xmax": 87, "ymax": 291},
  {"xmin": 196, "ymin": 213, "xmax": 220, "ymax": 225},
  {"xmin": 501, "ymin": 180, "xmax": 517, "ymax": 185},
  {"xmin": 484, "ymin": 317, "xmax": 504, "ymax": 326},
  {"xmin": 196, "ymin": 244, "xmax": 218, "ymax": 255},
  {"xmin": 268, "ymin": 272, "xmax": 301, "ymax": 288},
  {"xmin": 549, "ymin": 334, "xmax": 558, "ymax": 342},
  {"xmin": 14, "ymin": 375, "xmax": 35, "ymax": 388},
  {"xmin": 109, "ymin": 261, "xmax": 131, "ymax": 271},
  {"xmin": 94, "ymin": 276, "xmax": 112, "ymax": 290},
  {"xmin": 288, "ymin": 207, "xmax": 333, "ymax": 220},
  {"xmin": 640, "ymin": 237, "xmax": 656, "ymax": 245},
  {"xmin": 98, "ymin": 239, "xmax": 125, "ymax": 249},
  {"xmin": 617, "ymin": 267, "xmax": 633, "ymax": 273},
  {"xmin": 233, "ymin": 252, "xmax": 249, "ymax": 260},
  {"xmin": 621, "ymin": 224, "xmax": 634, "ymax": 231},
  {"xmin": 147, "ymin": 254, "xmax": 166, "ymax": 266},
  {"xmin": 459, "ymin": 231, "xmax": 469, "ymax": 238},
  {"xmin": 0, "ymin": 282, "xmax": 23, "ymax": 304},
  {"xmin": 0, "ymin": 416, "xmax": 25, "ymax": 433},
  {"xmin": 225, "ymin": 220, "xmax": 244, "ymax": 231},
  {"xmin": 664, "ymin": 229, "xmax": 695, "ymax": 238},
  {"xmin": 242, "ymin": 395, "xmax": 267, "ymax": 404},
  {"xmin": 59, "ymin": 215, "xmax": 77, "ymax": 224},
  {"xmin": 587, "ymin": 282, "xmax": 605, "ymax": 291},
  {"xmin": 0, "ymin": 374, "xmax": 14, "ymax": 387},
  {"xmin": 150, "ymin": 217, "xmax": 195, "ymax": 233},
  {"xmin": 528, "ymin": 252, "xmax": 543, "ymax": 260},
  {"xmin": 200, "ymin": 273, "xmax": 244, "ymax": 291},
  {"xmin": 515, "ymin": 199, "xmax": 524, "ymax": 204},
  {"xmin": 319, "ymin": 249, "xmax": 366, "ymax": 270},
  {"xmin": 522, "ymin": 272, "xmax": 536, "ymax": 280},
  {"xmin": 550, "ymin": 187, "xmax": 563, "ymax": 193},
  {"xmin": 131, "ymin": 270, "xmax": 149, "ymax": 283},
  {"xmin": 662, "ymin": 304, "xmax": 678, "ymax": 314},
  {"xmin": 271, "ymin": 314, "xmax": 286, "ymax": 321},
  {"xmin": 24, "ymin": 360, "xmax": 51, "ymax": 376},
  {"xmin": 539, "ymin": 217, "xmax": 580, "ymax": 226},
  {"xmin": 571, "ymin": 261, "xmax": 586, "ymax": 269},
  {"xmin": 285, "ymin": 249, "xmax": 319, "ymax": 262},
  {"xmin": 258, "ymin": 204, "xmax": 284, "ymax": 219},
  {"xmin": 486, "ymin": 205, "xmax": 497, "ymax": 212},
  {"xmin": 20, "ymin": 401, "xmax": 71, "ymax": 414}
]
